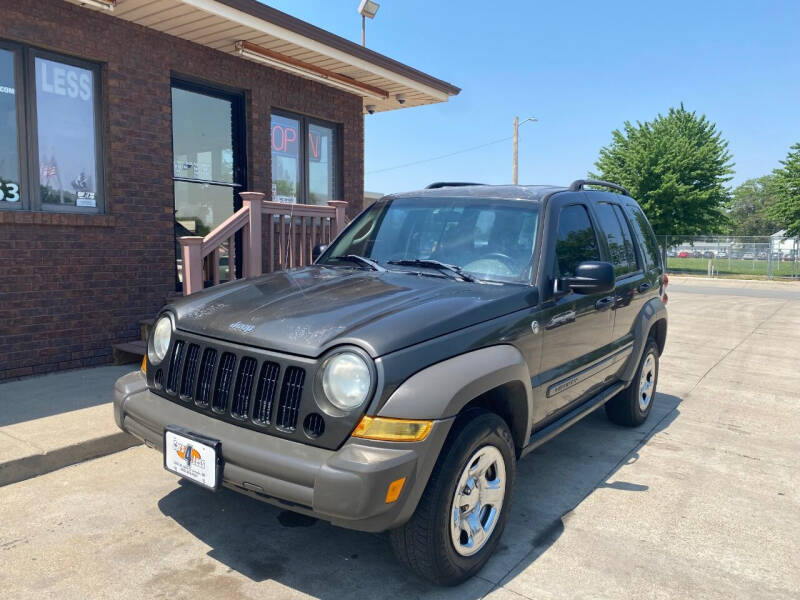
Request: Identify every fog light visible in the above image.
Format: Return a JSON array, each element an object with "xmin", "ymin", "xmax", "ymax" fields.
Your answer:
[
  {"xmin": 385, "ymin": 477, "xmax": 406, "ymax": 503},
  {"xmin": 351, "ymin": 416, "xmax": 432, "ymax": 442}
]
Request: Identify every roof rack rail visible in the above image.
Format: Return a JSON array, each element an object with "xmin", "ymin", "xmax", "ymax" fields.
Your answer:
[
  {"xmin": 425, "ymin": 182, "xmax": 484, "ymax": 189},
  {"xmin": 569, "ymin": 179, "xmax": 630, "ymax": 196}
]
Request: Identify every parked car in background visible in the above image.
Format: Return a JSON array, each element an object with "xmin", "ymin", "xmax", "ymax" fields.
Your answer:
[
  {"xmin": 678, "ymin": 251, "xmax": 690, "ymax": 258},
  {"xmin": 114, "ymin": 179, "xmax": 668, "ymax": 585},
  {"xmin": 771, "ymin": 252, "xmax": 782, "ymax": 260},
  {"xmin": 691, "ymin": 250, "xmax": 703, "ymax": 258},
  {"xmin": 703, "ymin": 250, "xmax": 714, "ymax": 259},
  {"xmin": 757, "ymin": 251, "xmax": 768, "ymax": 260},
  {"xmin": 784, "ymin": 251, "xmax": 797, "ymax": 262},
  {"xmin": 742, "ymin": 252, "xmax": 755, "ymax": 260},
  {"xmin": 717, "ymin": 250, "xmax": 728, "ymax": 259},
  {"xmin": 666, "ymin": 249, "xmax": 677, "ymax": 258}
]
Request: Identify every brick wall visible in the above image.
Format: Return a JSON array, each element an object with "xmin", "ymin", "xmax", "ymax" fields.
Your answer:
[{"xmin": 0, "ymin": 0, "xmax": 364, "ymax": 380}]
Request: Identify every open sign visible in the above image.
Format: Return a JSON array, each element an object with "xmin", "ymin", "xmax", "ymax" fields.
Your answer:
[{"xmin": 271, "ymin": 123, "xmax": 326, "ymax": 162}]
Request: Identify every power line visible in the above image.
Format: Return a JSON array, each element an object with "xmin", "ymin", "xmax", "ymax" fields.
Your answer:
[{"xmin": 366, "ymin": 135, "xmax": 513, "ymax": 175}]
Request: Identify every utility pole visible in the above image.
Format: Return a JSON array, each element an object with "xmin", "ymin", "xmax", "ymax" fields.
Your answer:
[
  {"xmin": 361, "ymin": 14, "xmax": 365, "ymax": 46},
  {"xmin": 512, "ymin": 116, "xmax": 537, "ymax": 185}
]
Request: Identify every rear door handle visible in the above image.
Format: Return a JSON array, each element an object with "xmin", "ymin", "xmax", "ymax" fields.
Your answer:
[
  {"xmin": 595, "ymin": 296, "xmax": 614, "ymax": 311},
  {"xmin": 637, "ymin": 282, "xmax": 652, "ymax": 294}
]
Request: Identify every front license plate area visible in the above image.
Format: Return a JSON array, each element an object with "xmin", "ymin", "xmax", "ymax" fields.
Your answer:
[{"xmin": 164, "ymin": 427, "xmax": 223, "ymax": 490}]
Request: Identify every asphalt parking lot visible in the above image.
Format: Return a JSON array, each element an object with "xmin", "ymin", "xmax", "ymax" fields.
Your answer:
[{"xmin": 1, "ymin": 278, "xmax": 798, "ymax": 599}]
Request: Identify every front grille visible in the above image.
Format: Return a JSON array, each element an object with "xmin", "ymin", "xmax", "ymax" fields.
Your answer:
[
  {"xmin": 180, "ymin": 344, "xmax": 200, "ymax": 400},
  {"xmin": 231, "ymin": 357, "xmax": 257, "ymax": 419},
  {"xmin": 213, "ymin": 352, "xmax": 237, "ymax": 412},
  {"xmin": 276, "ymin": 367, "xmax": 305, "ymax": 431},
  {"xmin": 154, "ymin": 333, "xmax": 318, "ymax": 444},
  {"xmin": 253, "ymin": 361, "xmax": 280, "ymax": 425},
  {"xmin": 196, "ymin": 348, "xmax": 217, "ymax": 407},
  {"xmin": 166, "ymin": 341, "xmax": 185, "ymax": 394}
]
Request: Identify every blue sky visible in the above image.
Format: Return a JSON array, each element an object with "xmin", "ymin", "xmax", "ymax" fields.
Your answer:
[{"xmin": 268, "ymin": 0, "xmax": 800, "ymax": 194}]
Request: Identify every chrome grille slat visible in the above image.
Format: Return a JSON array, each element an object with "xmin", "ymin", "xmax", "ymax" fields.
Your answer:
[
  {"xmin": 195, "ymin": 348, "xmax": 217, "ymax": 408},
  {"xmin": 166, "ymin": 341, "xmax": 185, "ymax": 394},
  {"xmin": 179, "ymin": 344, "xmax": 200, "ymax": 400},
  {"xmin": 231, "ymin": 357, "xmax": 257, "ymax": 419},
  {"xmin": 253, "ymin": 362, "xmax": 280, "ymax": 425},
  {"xmin": 276, "ymin": 366, "xmax": 305, "ymax": 431},
  {"xmin": 213, "ymin": 352, "xmax": 237, "ymax": 413}
]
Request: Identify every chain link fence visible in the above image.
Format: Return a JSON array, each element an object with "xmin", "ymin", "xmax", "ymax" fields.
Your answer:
[{"xmin": 660, "ymin": 235, "xmax": 800, "ymax": 280}]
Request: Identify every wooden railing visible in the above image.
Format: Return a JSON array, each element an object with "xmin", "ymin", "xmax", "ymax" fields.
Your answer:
[{"xmin": 179, "ymin": 191, "xmax": 347, "ymax": 295}]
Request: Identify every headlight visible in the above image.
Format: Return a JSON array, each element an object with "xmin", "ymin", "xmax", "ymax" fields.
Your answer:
[
  {"xmin": 322, "ymin": 351, "xmax": 372, "ymax": 410},
  {"xmin": 148, "ymin": 316, "xmax": 172, "ymax": 364}
]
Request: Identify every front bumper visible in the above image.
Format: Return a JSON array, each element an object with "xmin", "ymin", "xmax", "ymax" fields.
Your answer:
[{"xmin": 114, "ymin": 371, "xmax": 453, "ymax": 532}]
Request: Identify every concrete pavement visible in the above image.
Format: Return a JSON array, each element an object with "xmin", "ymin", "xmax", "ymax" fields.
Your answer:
[
  {"xmin": 0, "ymin": 365, "xmax": 141, "ymax": 486},
  {"xmin": 0, "ymin": 281, "xmax": 798, "ymax": 598}
]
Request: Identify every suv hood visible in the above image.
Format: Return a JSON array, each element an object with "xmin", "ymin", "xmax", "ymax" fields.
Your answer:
[{"xmin": 169, "ymin": 266, "xmax": 536, "ymax": 357}]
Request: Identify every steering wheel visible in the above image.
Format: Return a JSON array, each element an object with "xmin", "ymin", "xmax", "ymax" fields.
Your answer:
[
  {"xmin": 462, "ymin": 252, "xmax": 517, "ymax": 277},
  {"xmin": 481, "ymin": 252, "xmax": 515, "ymax": 267}
]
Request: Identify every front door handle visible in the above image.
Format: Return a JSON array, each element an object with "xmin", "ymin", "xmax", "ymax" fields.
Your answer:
[
  {"xmin": 637, "ymin": 282, "xmax": 652, "ymax": 294},
  {"xmin": 595, "ymin": 296, "xmax": 614, "ymax": 311}
]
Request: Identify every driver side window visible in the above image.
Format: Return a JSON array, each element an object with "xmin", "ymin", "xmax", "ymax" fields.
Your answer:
[{"xmin": 555, "ymin": 204, "xmax": 600, "ymax": 277}]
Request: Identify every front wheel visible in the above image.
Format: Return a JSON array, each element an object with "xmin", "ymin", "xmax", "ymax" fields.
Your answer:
[
  {"xmin": 389, "ymin": 411, "xmax": 516, "ymax": 586},
  {"xmin": 605, "ymin": 338, "xmax": 659, "ymax": 427}
]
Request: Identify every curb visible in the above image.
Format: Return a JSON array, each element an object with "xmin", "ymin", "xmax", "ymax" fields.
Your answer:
[{"xmin": 0, "ymin": 432, "xmax": 143, "ymax": 487}]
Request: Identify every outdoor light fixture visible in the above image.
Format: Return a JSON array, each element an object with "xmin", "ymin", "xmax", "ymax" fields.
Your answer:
[
  {"xmin": 395, "ymin": 93, "xmax": 406, "ymax": 104},
  {"xmin": 235, "ymin": 41, "xmax": 388, "ymax": 100},
  {"xmin": 358, "ymin": 0, "xmax": 380, "ymax": 46},
  {"xmin": 358, "ymin": 0, "xmax": 380, "ymax": 19},
  {"xmin": 79, "ymin": 0, "xmax": 116, "ymax": 9}
]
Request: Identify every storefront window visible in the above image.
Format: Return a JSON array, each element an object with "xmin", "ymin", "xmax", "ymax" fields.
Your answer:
[
  {"xmin": 308, "ymin": 122, "xmax": 336, "ymax": 205},
  {"xmin": 270, "ymin": 111, "xmax": 339, "ymax": 205},
  {"xmin": 35, "ymin": 57, "xmax": 100, "ymax": 209},
  {"xmin": 270, "ymin": 113, "xmax": 300, "ymax": 204},
  {"xmin": 0, "ymin": 48, "xmax": 20, "ymax": 208},
  {"xmin": 0, "ymin": 41, "xmax": 104, "ymax": 213},
  {"xmin": 172, "ymin": 88, "xmax": 235, "ymax": 183}
]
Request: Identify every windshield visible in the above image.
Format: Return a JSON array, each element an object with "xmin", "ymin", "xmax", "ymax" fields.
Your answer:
[{"xmin": 320, "ymin": 196, "xmax": 540, "ymax": 283}]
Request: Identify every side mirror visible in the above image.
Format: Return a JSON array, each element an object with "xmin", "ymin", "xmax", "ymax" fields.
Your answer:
[
  {"xmin": 312, "ymin": 244, "xmax": 328, "ymax": 262},
  {"xmin": 562, "ymin": 261, "xmax": 615, "ymax": 294}
]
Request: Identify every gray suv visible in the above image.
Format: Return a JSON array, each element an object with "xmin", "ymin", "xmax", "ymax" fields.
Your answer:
[{"xmin": 114, "ymin": 179, "xmax": 667, "ymax": 585}]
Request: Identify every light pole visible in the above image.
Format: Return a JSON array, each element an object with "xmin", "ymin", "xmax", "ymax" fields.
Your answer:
[
  {"xmin": 358, "ymin": 0, "xmax": 380, "ymax": 47},
  {"xmin": 512, "ymin": 116, "xmax": 537, "ymax": 185}
]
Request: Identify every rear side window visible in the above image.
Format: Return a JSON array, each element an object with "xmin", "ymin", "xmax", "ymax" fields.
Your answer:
[
  {"xmin": 594, "ymin": 202, "xmax": 638, "ymax": 277},
  {"xmin": 555, "ymin": 204, "xmax": 600, "ymax": 277},
  {"xmin": 612, "ymin": 204, "xmax": 639, "ymax": 272},
  {"xmin": 625, "ymin": 204, "xmax": 662, "ymax": 269}
]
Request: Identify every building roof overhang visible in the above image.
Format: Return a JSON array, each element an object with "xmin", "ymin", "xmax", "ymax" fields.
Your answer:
[{"xmin": 66, "ymin": 0, "xmax": 460, "ymax": 113}]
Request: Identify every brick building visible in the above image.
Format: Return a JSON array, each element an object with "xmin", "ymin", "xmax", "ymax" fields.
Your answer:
[{"xmin": 0, "ymin": 0, "xmax": 459, "ymax": 380}]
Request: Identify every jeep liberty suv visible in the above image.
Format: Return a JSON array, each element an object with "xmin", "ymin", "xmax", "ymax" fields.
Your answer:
[{"xmin": 114, "ymin": 179, "xmax": 667, "ymax": 585}]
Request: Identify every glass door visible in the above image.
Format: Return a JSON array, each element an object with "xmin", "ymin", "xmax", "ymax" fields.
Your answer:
[{"xmin": 171, "ymin": 81, "xmax": 245, "ymax": 290}]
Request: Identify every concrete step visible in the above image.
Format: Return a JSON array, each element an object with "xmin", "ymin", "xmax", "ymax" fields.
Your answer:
[{"xmin": 112, "ymin": 340, "xmax": 146, "ymax": 365}]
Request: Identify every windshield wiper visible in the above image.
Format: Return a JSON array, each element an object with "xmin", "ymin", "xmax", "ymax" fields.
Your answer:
[
  {"xmin": 387, "ymin": 259, "xmax": 476, "ymax": 282},
  {"xmin": 328, "ymin": 254, "xmax": 385, "ymax": 272}
]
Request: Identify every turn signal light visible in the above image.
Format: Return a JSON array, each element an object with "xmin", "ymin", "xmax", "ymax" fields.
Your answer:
[
  {"xmin": 385, "ymin": 477, "xmax": 406, "ymax": 503},
  {"xmin": 141, "ymin": 356, "xmax": 147, "ymax": 374},
  {"xmin": 351, "ymin": 416, "xmax": 433, "ymax": 442},
  {"xmin": 663, "ymin": 273, "xmax": 669, "ymax": 287},
  {"xmin": 662, "ymin": 293, "xmax": 668, "ymax": 305}
]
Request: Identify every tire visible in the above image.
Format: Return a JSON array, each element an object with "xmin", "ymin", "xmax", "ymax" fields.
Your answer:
[
  {"xmin": 389, "ymin": 410, "xmax": 516, "ymax": 586},
  {"xmin": 605, "ymin": 337, "xmax": 659, "ymax": 427}
]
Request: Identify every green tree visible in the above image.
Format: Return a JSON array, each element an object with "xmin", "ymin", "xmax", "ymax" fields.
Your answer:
[
  {"xmin": 592, "ymin": 104, "xmax": 734, "ymax": 239},
  {"xmin": 728, "ymin": 175, "xmax": 780, "ymax": 236},
  {"xmin": 768, "ymin": 142, "xmax": 800, "ymax": 236}
]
